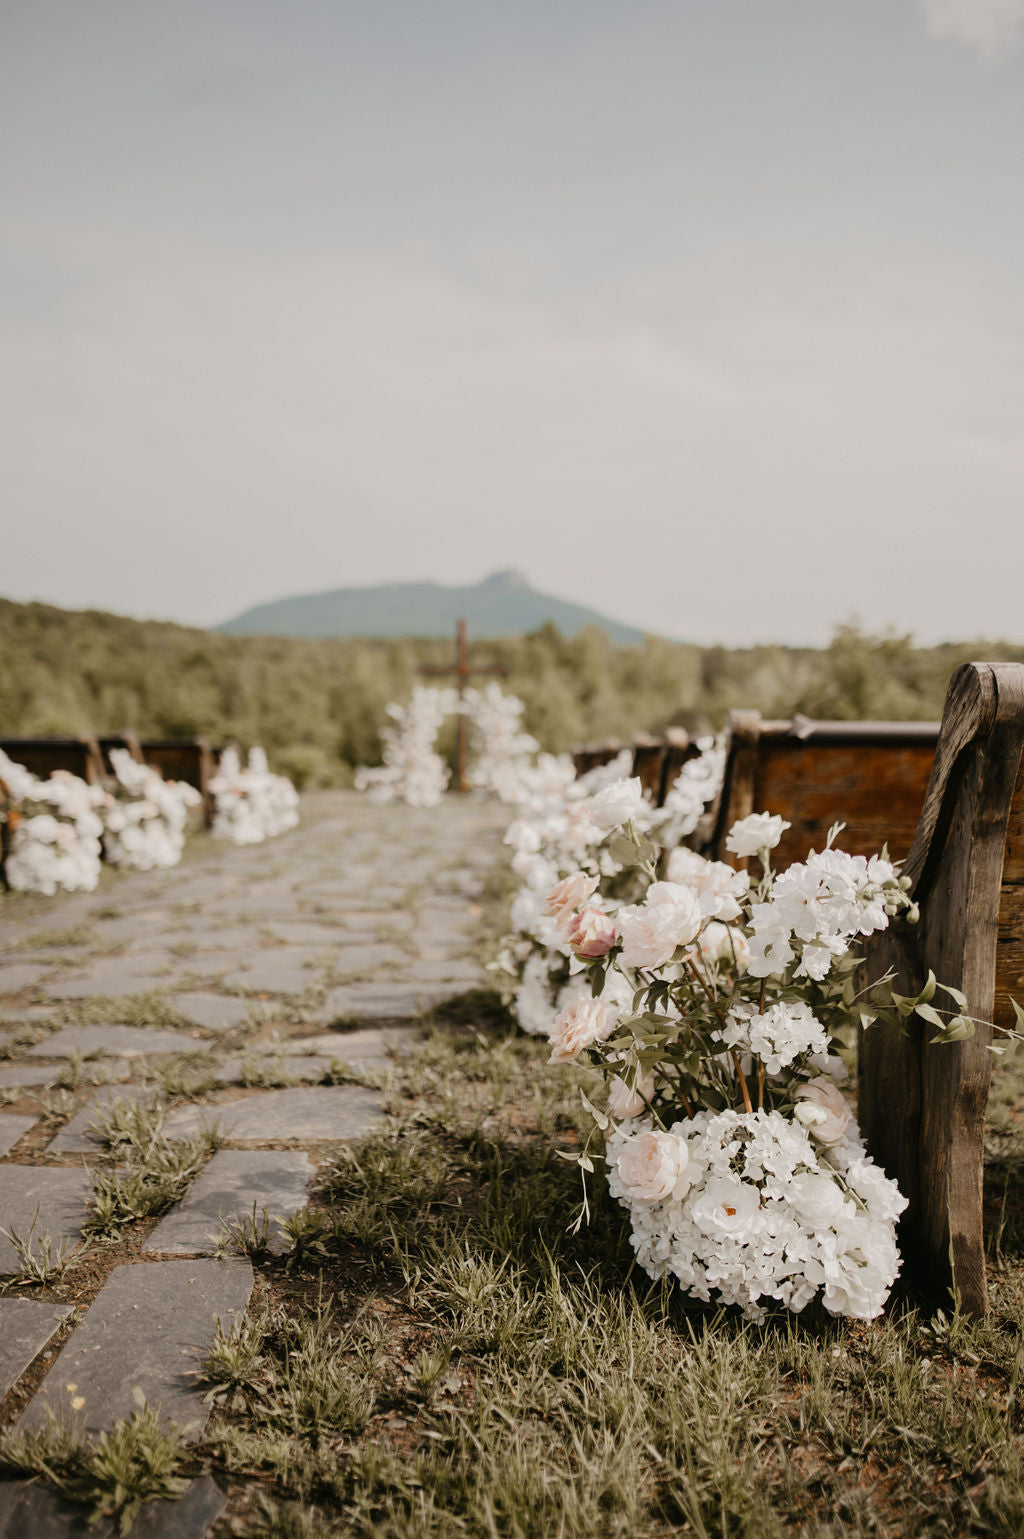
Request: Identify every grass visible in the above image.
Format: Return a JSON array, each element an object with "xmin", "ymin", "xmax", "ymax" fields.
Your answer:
[
  {"xmin": 83, "ymin": 1098, "xmax": 221, "ymax": 1238},
  {"xmin": 68, "ymin": 1018, "xmax": 1007, "ymax": 1537}
]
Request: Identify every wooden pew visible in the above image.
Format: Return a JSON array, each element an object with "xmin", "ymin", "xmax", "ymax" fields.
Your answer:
[
  {"xmin": 658, "ymin": 730, "xmax": 700, "ymax": 806},
  {"xmin": 0, "ymin": 735, "xmax": 104, "ymax": 786},
  {"xmin": 572, "ymin": 743, "xmax": 624, "ymax": 778},
  {"xmin": 631, "ymin": 736, "xmax": 668, "ymax": 800},
  {"xmin": 140, "ymin": 738, "xmax": 217, "ymax": 827},
  {"xmin": 0, "ymin": 776, "xmax": 14, "ymax": 890},
  {"xmin": 859, "ymin": 662, "xmax": 1024, "ymax": 1317},
  {"xmin": 708, "ymin": 713, "xmax": 940, "ymax": 868}
]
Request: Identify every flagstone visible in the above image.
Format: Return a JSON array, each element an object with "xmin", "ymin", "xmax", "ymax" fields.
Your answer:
[
  {"xmin": 0, "ymin": 1114, "xmax": 37, "ymax": 1154},
  {"xmin": 0, "ymin": 1064, "xmax": 65, "ymax": 1088},
  {"xmin": 227, "ymin": 963, "xmax": 322, "ymax": 995},
  {"xmin": 44, "ymin": 973, "xmax": 171, "ymax": 1000},
  {"xmin": 287, "ymin": 1025, "xmax": 423, "ymax": 1061},
  {"xmin": 0, "ymin": 963, "xmax": 50, "ymax": 995},
  {"xmin": 47, "ymin": 1083, "xmax": 158, "ymax": 1153},
  {"xmin": 28, "ymin": 1025, "xmax": 210, "ymax": 1060},
  {"xmin": 0, "ymin": 1299, "xmax": 73, "ymax": 1400},
  {"xmin": 172, "ymin": 993, "xmax": 252, "ymax": 1031},
  {"xmin": 330, "ymin": 943, "xmax": 413, "ymax": 975},
  {"xmin": 163, "ymin": 1085, "xmax": 384, "ymax": 1143},
  {"xmin": 213, "ymin": 1055, "xmax": 338, "ymax": 1085},
  {"xmin": 0, "ymin": 1475, "xmax": 226, "ymax": 1539},
  {"xmin": 19, "ymin": 1259, "xmax": 254, "ymax": 1437},
  {"xmin": 321, "ymin": 982, "xmax": 462, "ymax": 1021},
  {"xmin": 0, "ymin": 1167, "xmax": 91, "ymax": 1274},
  {"xmin": 145, "ymin": 1149, "xmax": 314, "ymax": 1255}
]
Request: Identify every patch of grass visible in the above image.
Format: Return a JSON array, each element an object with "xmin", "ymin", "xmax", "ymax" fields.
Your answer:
[
  {"xmin": 0, "ymin": 1205, "xmax": 80, "ymax": 1286},
  {"xmin": 84, "ymin": 1098, "xmax": 220, "ymax": 1237},
  {"xmin": 178, "ymin": 1021, "xmax": 1024, "ymax": 1538},
  {"xmin": 18, "ymin": 924, "xmax": 95, "ymax": 951},
  {"xmin": 0, "ymin": 1395, "xmax": 189, "ymax": 1536}
]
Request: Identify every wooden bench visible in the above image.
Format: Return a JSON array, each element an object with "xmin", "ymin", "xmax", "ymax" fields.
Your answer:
[
  {"xmin": 859, "ymin": 662, "xmax": 1024, "ymax": 1317},
  {"xmin": 708, "ymin": 713, "xmax": 940, "ymax": 867},
  {"xmin": 573, "ymin": 731, "xmax": 700, "ymax": 807},
  {"xmin": 572, "ymin": 743, "xmax": 625, "ymax": 778},
  {"xmin": 0, "ymin": 736, "xmax": 105, "ymax": 786},
  {"xmin": 140, "ymin": 738, "xmax": 217, "ymax": 827}
]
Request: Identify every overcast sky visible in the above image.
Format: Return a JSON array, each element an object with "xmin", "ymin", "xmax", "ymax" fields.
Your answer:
[{"xmin": 2, "ymin": 1, "xmax": 1022, "ymax": 646}]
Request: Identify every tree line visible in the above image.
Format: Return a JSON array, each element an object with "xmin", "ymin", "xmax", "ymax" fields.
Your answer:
[{"xmin": 2, "ymin": 598, "xmax": 1021, "ymax": 787}]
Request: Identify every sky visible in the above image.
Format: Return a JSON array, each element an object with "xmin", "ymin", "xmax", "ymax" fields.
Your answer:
[{"xmin": 1, "ymin": 0, "xmax": 1022, "ymax": 647}]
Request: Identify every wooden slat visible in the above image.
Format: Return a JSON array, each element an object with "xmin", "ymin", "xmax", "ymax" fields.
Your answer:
[
  {"xmin": 631, "ymin": 738, "xmax": 668, "ymax": 799},
  {"xmin": 859, "ymin": 662, "xmax": 1024, "ymax": 1317},
  {"xmin": 140, "ymin": 738, "xmax": 216, "ymax": 828},
  {"xmin": 0, "ymin": 736, "xmax": 104, "ymax": 785}
]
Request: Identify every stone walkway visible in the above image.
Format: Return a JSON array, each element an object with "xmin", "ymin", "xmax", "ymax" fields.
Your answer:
[{"xmin": 0, "ymin": 790, "xmax": 506, "ymax": 1536}]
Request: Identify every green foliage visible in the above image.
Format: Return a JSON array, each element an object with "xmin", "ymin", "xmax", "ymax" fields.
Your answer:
[{"xmin": 4, "ymin": 598, "xmax": 1022, "ymax": 782}]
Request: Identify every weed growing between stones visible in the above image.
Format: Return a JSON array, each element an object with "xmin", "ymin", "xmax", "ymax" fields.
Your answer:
[
  {"xmin": 0, "ymin": 1394, "xmax": 189, "ymax": 1536},
  {"xmin": 84, "ymin": 1099, "xmax": 221, "ymax": 1237},
  {"xmin": 0, "ymin": 1205, "xmax": 80, "ymax": 1287}
]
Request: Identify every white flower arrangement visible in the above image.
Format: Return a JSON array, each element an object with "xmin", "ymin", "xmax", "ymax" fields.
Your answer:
[
  {"xmin": 0, "ymin": 750, "xmax": 107, "ymax": 896},
  {"xmin": 102, "ymin": 748, "xmax": 202, "ymax": 870},
  {"xmin": 537, "ymin": 793, "xmax": 976, "ymax": 1320},
  {"xmin": 354, "ymin": 687, "xmax": 457, "ymax": 808},
  {"xmin": 210, "ymin": 746, "xmax": 300, "ymax": 844}
]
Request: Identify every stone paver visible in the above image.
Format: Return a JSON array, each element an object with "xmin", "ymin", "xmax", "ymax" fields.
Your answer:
[
  {"xmin": 47, "ymin": 1083, "xmax": 157, "ymax": 1154},
  {"xmin": 0, "ymin": 964, "xmax": 50, "ymax": 995},
  {"xmin": 226, "ymin": 963, "xmax": 318, "ymax": 995},
  {"xmin": 172, "ymin": 993, "xmax": 252, "ymax": 1031},
  {"xmin": 0, "ymin": 1298, "xmax": 72, "ymax": 1397},
  {"xmin": 29, "ymin": 1025, "xmax": 210, "ymax": 1059},
  {"xmin": 0, "ymin": 1064, "xmax": 64, "ymax": 1088},
  {"xmin": 322, "ymin": 981, "xmax": 469, "ymax": 1021},
  {"xmin": 145, "ymin": 1150, "xmax": 314, "ymax": 1255},
  {"xmin": 20, "ymin": 1259, "xmax": 254, "ymax": 1436},
  {"xmin": 44, "ymin": 973, "xmax": 171, "ymax": 1000},
  {"xmin": 0, "ymin": 1475, "xmax": 226, "ymax": 1539},
  {"xmin": 0, "ymin": 1114, "xmax": 36, "ymax": 1154},
  {"xmin": 163, "ymin": 1085, "xmax": 385, "ymax": 1142},
  {"xmin": 287, "ymin": 1025, "xmax": 423, "ymax": 1061},
  {"xmin": 0, "ymin": 1167, "xmax": 92, "ymax": 1274},
  {"xmin": 214, "ymin": 1055, "xmax": 338, "ymax": 1084},
  {"xmin": 331, "ymin": 942, "xmax": 412, "ymax": 974}
]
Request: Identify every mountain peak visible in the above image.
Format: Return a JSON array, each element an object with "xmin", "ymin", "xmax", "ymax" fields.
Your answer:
[{"xmin": 219, "ymin": 573, "xmax": 646, "ymax": 644}]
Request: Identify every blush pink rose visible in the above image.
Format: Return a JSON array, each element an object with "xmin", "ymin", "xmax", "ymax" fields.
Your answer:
[
  {"xmin": 608, "ymin": 1072, "xmax": 655, "ymax": 1120},
  {"xmin": 568, "ymin": 906, "xmax": 618, "ymax": 958},
  {"xmin": 548, "ymin": 996, "xmax": 616, "ymax": 1063},
  {"xmin": 546, "ymin": 871, "xmax": 600, "ymax": 929},
  {"xmin": 617, "ymin": 881, "xmax": 703, "ymax": 970},
  {"xmin": 616, "ymin": 1129, "xmax": 690, "ymax": 1201}
]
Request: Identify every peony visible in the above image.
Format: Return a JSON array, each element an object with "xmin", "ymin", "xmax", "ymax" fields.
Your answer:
[
  {"xmin": 548, "ymin": 996, "xmax": 616, "ymax": 1063},
  {"xmin": 788, "ymin": 1171, "xmax": 848, "ymax": 1228},
  {"xmin": 666, "ymin": 847, "xmax": 750, "ymax": 921},
  {"xmin": 616, "ymin": 1129, "xmax": 690, "ymax": 1201},
  {"xmin": 608, "ymin": 1072, "xmax": 656, "ymax": 1120},
  {"xmin": 693, "ymin": 921, "xmax": 750, "ymax": 971},
  {"xmin": 588, "ymin": 776, "xmax": 645, "ymax": 833},
  {"xmin": 617, "ymin": 882, "xmax": 703, "ymax": 970},
  {"xmin": 689, "ymin": 1174, "xmax": 764, "ymax": 1240},
  {"xmin": 794, "ymin": 1077, "xmax": 852, "ymax": 1145},
  {"xmin": 567, "ymin": 906, "xmax": 618, "ymax": 958},
  {"xmin": 725, "ymin": 812, "xmax": 791, "ymax": 859},
  {"xmin": 546, "ymin": 871, "xmax": 600, "ymax": 927}
]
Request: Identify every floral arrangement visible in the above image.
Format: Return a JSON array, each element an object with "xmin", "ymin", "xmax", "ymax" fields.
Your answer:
[
  {"xmin": 495, "ymin": 740, "xmax": 725, "ymax": 1040},
  {"xmin": 102, "ymin": 748, "xmax": 202, "ymax": 870},
  {"xmin": 0, "ymin": 750, "xmax": 107, "ymax": 895},
  {"xmin": 463, "ymin": 683, "xmax": 541, "ymax": 801},
  {"xmin": 534, "ymin": 781, "xmax": 970, "ymax": 1320},
  {"xmin": 210, "ymin": 747, "xmax": 300, "ymax": 845},
  {"xmin": 355, "ymin": 687, "xmax": 458, "ymax": 808}
]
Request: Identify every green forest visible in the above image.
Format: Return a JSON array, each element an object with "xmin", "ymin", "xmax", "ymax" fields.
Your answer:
[{"xmin": 3, "ymin": 598, "xmax": 1023, "ymax": 786}]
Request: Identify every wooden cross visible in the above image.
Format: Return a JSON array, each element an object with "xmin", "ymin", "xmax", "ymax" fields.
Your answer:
[{"xmin": 419, "ymin": 619, "xmax": 508, "ymax": 792}]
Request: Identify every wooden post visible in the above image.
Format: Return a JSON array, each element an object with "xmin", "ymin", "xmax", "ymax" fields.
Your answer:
[
  {"xmin": 419, "ymin": 619, "xmax": 507, "ymax": 792},
  {"xmin": 860, "ymin": 663, "xmax": 1024, "ymax": 1317}
]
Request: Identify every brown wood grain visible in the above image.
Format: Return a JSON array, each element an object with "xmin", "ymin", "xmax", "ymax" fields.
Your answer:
[
  {"xmin": 860, "ymin": 663, "xmax": 1024, "ymax": 1317},
  {"xmin": 631, "ymin": 741, "xmax": 668, "ymax": 798},
  {"xmin": 140, "ymin": 739, "xmax": 216, "ymax": 827},
  {"xmin": 0, "ymin": 736, "xmax": 104, "ymax": 785}
]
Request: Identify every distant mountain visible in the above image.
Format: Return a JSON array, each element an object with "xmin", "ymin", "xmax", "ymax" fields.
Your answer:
[{"xmin": 218, "ymin": 570, "xmax": 647, "ymax": 644}]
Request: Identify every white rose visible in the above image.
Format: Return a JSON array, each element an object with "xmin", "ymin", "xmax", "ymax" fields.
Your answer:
[
  {"xmin": 689, "ymin": 1175, "xmax": 763, "ymax": 1239},
  {"xmin": 548, "ymin": 996, "xmax": 616, "ymax": 1063},
  {"xmin": 693, "ymin": 921, "xmax": 750, "ymax": 971},
  {"xmin": 794, "ymin": 1077, "xmax": 853, "ymax": 1145},
  {"xmin": 616, "ymin": 1129, "xmax": 690, "ymax": 1201},
  {"xmin": 608, "ymin": 1072, "xmax": 655, "ymax": 1121},
  {"xmin": 617, "ymin": 882, "xmax": 703, "ymax": 970},
  {"xmin": 789, "ymin": 1171, "xmax": 848, "ymax": 1228},
  {"xmin": 588, "ymin": 777, "xmax": 645, "ymax": 832},
  {"xmin": 725, "ymin": 812, "xmax": 791, "ymax": 859}
]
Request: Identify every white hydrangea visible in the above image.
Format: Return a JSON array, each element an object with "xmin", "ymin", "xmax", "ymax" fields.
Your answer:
[
  {"xmin": 354, "ymin": 687, "xmax": 457, "ymax": 808},
  {"xmin": 715, "ymin": 1000, "xmax": 830, "ymax": 1076},
  {"xmin": 608, "ymin": 1106, "xmax": 906, "ymax": 1320},
  {"xmin": 0, "ymin": 753, "xmax": 106, "ymax": 895},
  {"xmin": 652, "ymin": 737, "xmax": 725, "ymax": 847},
  {"xmin": 747, "ymin": 847, "xmax": 901, "ymax": 979},
  {"xmin": 103, "ymin": 749, "xmax": 201, "ymax": 870}
]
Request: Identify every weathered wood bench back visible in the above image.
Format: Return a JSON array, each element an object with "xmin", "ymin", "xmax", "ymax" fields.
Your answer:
[
  {"xmin": 572, "ymin": 744, "xmax": 624, "ymax": 778},
  {"xmin": 140, "ymin": 739, "xmax": 217, "ymax": 827},
  {"xmin": 859, "ymin": 663, "xmax": 1024, "ymax": 1316},
  {"xmin": 572, "ymin": 732, "xmax": 700, "ymax": 807},
  {"xmin": 631, "ymin": 738, "xmax": 668, "ymax": 800},
  {"xmin": 0, "ymin": 735, "xmax": 105, "ymax": 785},
  {"xmin": 709, "ymin": 714, "xmax": 939, "ymax": 868}
]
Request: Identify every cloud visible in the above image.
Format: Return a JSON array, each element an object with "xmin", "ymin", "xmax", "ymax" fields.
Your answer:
[{"xmin": 919, "ymin": 0, "xmax": 1024, "ymax": 60}]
